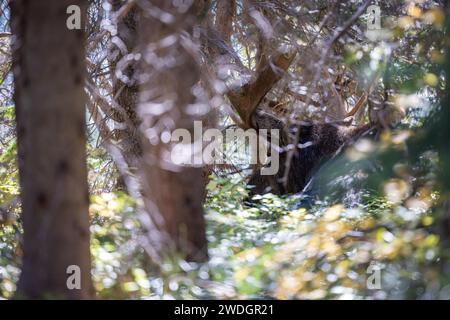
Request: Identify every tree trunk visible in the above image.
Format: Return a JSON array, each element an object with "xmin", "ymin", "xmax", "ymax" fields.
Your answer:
[
  {"xmin": 109, "ymin": 0, "xmax": 141, "ymax": 189},
  {"xmin": 137, "ymin": 0, "xmax": 208, "ymax": 262},
  {"xmin": 11, "ymin": 0, "xmax": 93, "ymax": 299}
]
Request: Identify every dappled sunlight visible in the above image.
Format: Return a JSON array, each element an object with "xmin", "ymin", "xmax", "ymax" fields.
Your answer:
[{"xmin": 1, "ymin": 0, "xmax": 450, "ymax": 303}]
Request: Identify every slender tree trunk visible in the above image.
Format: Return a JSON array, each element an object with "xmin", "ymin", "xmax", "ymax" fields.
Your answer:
[
  {"xmin": 11, "ymin": 0, "xmax": 93, "ymax": 299},
  {"xmin": 137, "ymin": 0, "xmax": 208, "ymax": 262},
  {"xmin": 109, "ymin": 0, "xmax": 141, "ymax": 188}
]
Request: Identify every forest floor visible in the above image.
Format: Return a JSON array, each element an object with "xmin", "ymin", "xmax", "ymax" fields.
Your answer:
[{"xmin": 0, "ymin": 171, "xmax": 445, "ymax": 300}]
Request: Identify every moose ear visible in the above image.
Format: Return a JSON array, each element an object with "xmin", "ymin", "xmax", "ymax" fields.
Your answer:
[{"xmin": 227, "ymin": 51, "xmax": 296, "ymax": 129}]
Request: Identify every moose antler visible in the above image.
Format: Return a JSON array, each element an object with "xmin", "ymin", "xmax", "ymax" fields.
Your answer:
[{"xmin": 227, "ymin": 51, "xmax": 296, "ymax": 129}]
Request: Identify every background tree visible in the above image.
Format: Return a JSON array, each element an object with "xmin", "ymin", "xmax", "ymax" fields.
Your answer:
[
  {"xmin": 136, "ymin": 0, "xmax": 209, "ymax": 262},
  {"xmin": 108, "ymin": 0, "xmax": 141, "ymax": 187},
  {"xmin": 10, "ymin": 0, "xmax": 93, "ymax": 299}
]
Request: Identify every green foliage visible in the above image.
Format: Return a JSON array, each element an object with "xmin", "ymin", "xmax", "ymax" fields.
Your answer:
[
  {"xmin": 55, "ymin": 167, "xmax": 442, "ymax": 300},
  {"xmin": 203, "ymin": 175, "xmax": 447, "ymax": 299},
  {"xmin": 0, "ymin": 139, "xmax": 18, "ymax": 204},
  {"xmin": 0, "ymin": 126, "xmax": 20, "ymax": 298},
  {"xmin": 0, "ymin": 105, "xmax": 14, "ymax": 122},
  {"xmin": 0, "ymin": 217, "xmax": 21, "ymax": 299}
]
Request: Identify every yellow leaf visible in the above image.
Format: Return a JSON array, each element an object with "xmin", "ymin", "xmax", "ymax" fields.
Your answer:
[
  {"xmin": 323, "ymin": 204, "xmax": 344, "ymax": 222},
  {"xmin": 289, "ymin": 208, "xmax": 306, "ymax": 219},
  {"xmin": 398, "ymin": 16, "xmax": 414, "ymax": 29},
  {"xmin": 430, "ymin": 49, "xmax": 445, "ymax": 63},
  {"xmin": 384, "ymin": 179, "xmax": 410, "ymax": 204},
  {"xmin": 236, "ymin": 247, "xmax": 261, "ymax": 261},
  {"xmin": 234, "ymin": 266, "xmax": 251, "ymax": 282},
  {"xmin": 424, "ymin": 73, "xmax": 439, "ymax": 87},
  {"xmin": 422, "ymin": 216, "xmax": 433, "ymax": 226},
  {"xmin": 407, "ymin": 4, "xmax": 422, "ymax": 18},
  {"xmin": 423, "ymin": 234, "xmax": 439, "ymax": 247},
  {"xmin": 122, "ymin": 282, "xmax": 139, "ymax": 292},
  {"xmin": 422, "ymin": 8, "xmax": 445, "ymax": 28},
  {"xmin": 335, "ymin": 260, "xmax": 350, "ymax": 278}
]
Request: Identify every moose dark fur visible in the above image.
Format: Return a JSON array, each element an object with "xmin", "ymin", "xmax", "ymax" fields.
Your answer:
[{"xmin": 247, "ymin": 111, "xmax": 370, "ymax": 198}]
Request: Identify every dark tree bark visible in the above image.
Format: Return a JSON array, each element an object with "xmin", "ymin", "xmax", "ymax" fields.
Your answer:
[
  {"xmin": 137, "ymin": 0, "xmax": 208, "ymax": 262},
  {"xmin": 11, "ymin": 0, "xmax": 93, "ymax": 299}
]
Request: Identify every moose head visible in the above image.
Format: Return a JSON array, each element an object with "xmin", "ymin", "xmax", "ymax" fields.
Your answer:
[{"xmin": 223, "ymin": 51, "xmax": 379, "ymax": 199}]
